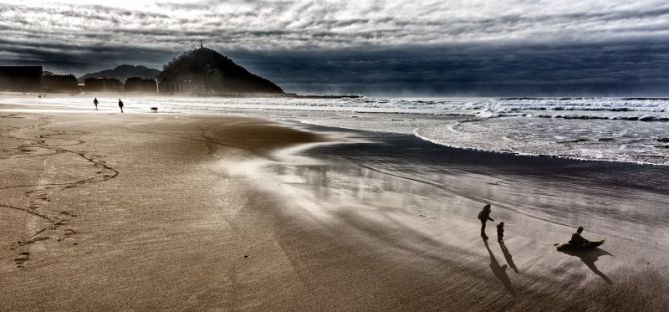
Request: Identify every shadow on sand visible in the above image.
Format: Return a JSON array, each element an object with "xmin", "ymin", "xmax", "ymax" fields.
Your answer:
[
  {"xmin": 558, "ymin": 247, "xmax": 613, "ymax": 284},
  {"xmin": 483, "ymin": 239, "xmax": 516, "ymax": 295},
  {"xmin": 499, "ymin": 241, "xmax": 520, "ymax": 274}
]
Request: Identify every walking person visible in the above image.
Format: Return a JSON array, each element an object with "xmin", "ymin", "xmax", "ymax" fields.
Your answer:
[
  {"xmin": 477, "ymin": 204, "xmax": 494, "ymax": 239},
  {"xmin": 118, "ymin": 99, "xmax": 124, "ymax": 113},
  {"xmin": 93, "ymin": 98, "xmax": 98, "ymax": 110}
]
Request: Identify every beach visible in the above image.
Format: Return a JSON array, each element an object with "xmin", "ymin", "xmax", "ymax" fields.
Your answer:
[{"xmin": 1, "ymin": 100, "xmax": 668, "ymax": 311}]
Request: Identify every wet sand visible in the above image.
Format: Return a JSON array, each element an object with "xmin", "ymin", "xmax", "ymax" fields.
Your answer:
[
  {"xmin": 263, "ymin": 126, "xmax": 669, "ymax": 311},
  {"xmin": 1, "ymin": 103, "xmax": 668, "ymax": 311}
]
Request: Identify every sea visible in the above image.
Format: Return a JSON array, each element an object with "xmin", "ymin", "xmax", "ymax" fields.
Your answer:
[{"xmin": 5, "ymin": 96, "xmax": 669, "ymax": 166}]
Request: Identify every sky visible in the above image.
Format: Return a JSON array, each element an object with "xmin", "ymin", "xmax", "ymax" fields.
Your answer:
[{"xmin": 1, "ymin": 0, "xmax": 669, "ymax": 95}]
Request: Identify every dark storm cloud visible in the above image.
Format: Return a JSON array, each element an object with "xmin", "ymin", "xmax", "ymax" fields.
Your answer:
[
  {"xmin": 1, "ymin": 1, "xmax": 669, "ymax": 95},
  {"xmin": 0, "ymin": 38, "xmax": 173, "ymax": 74},
  {"xmin": 228, "ymin": 41, "xmax": 669, "ymax": 96}
]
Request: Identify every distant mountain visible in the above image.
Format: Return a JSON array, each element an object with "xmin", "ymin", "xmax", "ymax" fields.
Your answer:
[
  {"xmin": 80, "ymin": 65, "xmax": 160, "ymax": 82},
  {"xmin": 158, "ymin": 47, "xmax": 283, "ymax": 94}
]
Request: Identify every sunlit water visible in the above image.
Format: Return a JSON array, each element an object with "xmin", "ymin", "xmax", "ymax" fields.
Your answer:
[{"xmin": 3, "ymin": 95, "xmax": 669, "ymax": 165}]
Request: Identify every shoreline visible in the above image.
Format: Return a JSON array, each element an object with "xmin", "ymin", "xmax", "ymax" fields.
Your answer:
[
  {"xmin": 296, "ymin": 119, "xmax": 669, "ymax": 168},
  {"xmin": 294, "ymin": 122, "xmax": 669, "ymax": 193},
  {"xmin": 2, "ymin": 92, "xmax": 668, "ymax": 167},
  {"xmin": 7, "ymin": 106, "xmax": 667, "ymax": 168}
]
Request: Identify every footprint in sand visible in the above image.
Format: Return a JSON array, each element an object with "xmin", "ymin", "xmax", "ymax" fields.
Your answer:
[
  {"xmin": 59, "ymin": 211, "xmax": 78, "ymax": 218},
  {"xmin": 14, "ymin": 252, "xmax": 30, "ymax": 268},
  {"xmin": 15, "ymin": 236, "xmax": 50, "ymax": 248}
]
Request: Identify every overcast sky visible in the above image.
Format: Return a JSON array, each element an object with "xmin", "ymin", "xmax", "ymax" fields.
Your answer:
[{"xmin": 2, "ymin": 0, "xmax": 669, "ymax": 95}]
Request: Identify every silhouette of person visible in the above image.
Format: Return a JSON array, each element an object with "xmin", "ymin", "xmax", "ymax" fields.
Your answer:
[
  {"xmin": 569, "ymin": 226, "xmax": 588, "ymax": 246},
  {"xmin": 497, "ymin": 222, "xmax": 505, "ymax": 242},
  {"xmin": 93, "ymin": 98, "xmax": 98, "ymax": 110},
  {"xmin": 118, "ymin": 99, "xmax": 124, "ymax": 113},
  {"xmin": 478, "ymin": 204, "xmax": 494, "ymax": 239}
]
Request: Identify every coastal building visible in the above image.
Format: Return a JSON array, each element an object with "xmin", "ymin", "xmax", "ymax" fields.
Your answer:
[
  {"xmin": 42, "ymin": 74, "xmax": 78, "ymax": 92},
  {"xmin": 0, "ymin": 65, "xmax": 42, "ymax": 92},
  {"xmin": 158, "ymin": 79, "xmax": 206, "ymax": 94},
  {"xmin": 124, "ymin": 77, "xmax": 157, "ymax": 93},
  {"xmin": 84, "ymin": 77, "xmax": 122, "ymax": 92}
]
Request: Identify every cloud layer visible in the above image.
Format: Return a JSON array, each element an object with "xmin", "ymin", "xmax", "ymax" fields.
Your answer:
[{"xmin": 1, "ymin": 0, "xmax": 669, "ymax": 95}]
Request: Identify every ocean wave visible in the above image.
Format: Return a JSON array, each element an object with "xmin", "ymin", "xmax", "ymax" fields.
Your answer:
[
  {"xmin": 530, "ymin": 114, "xmax": 669, "ymax": 122},
  {"xmin": 413, "ymin": 128, "xmax": 668, "ymax": 167},
  {"xmin": 412, "ymin": 118, "xmax": 669, "ymax": 167}
]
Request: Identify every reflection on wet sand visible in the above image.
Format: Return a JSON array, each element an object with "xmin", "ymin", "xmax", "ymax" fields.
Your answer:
[
  {"xmin": 262, "ymin": 129, "xmax": 668, "ymax": 309},
  {"xmin": 484, "ymin": 239, "xmax": 516, "ymax": 295},
  {"xmin": 558, "ymin": 247, "xmax": 613, "ymax": 284}
]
